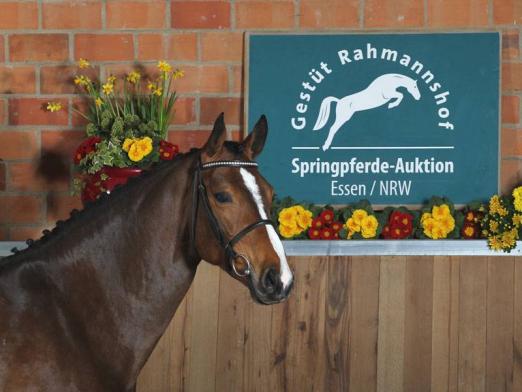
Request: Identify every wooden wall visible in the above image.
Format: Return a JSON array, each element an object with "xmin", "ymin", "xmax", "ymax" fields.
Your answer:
[{"xmin": 137, "ymin": 256, "xmax": 521, "ymax": 392}]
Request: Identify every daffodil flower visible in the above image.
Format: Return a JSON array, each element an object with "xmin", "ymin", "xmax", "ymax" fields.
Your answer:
[
  {"xmin": 157, "ymin": 60, "xmax": 172, "ymax": 74},
  {"xmin": 102, "ymin": 82, "xmax": 114, "ymax": 95},
  {"xmin": 126, "ymin": 71, "xmax": 141, "ymax": 84},
  {"xmin": 46, "ymin": 102, "xmax": 62, "ymax": 112},
  {"xmin": 95, "ymin": 97, "xmax": 103, "ymax": 107},
  {"xmin": 78, "ymin": 58, "xmax": 90, "ymax": 69}
]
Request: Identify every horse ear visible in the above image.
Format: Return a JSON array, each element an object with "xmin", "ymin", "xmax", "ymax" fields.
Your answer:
[
  {"xmin": 203, "ymin": 113, "xmax": 227, "ymax": 158},
  {"xmin": 242, "ymin": 115, "xmax": 268, "ymax": 159}
]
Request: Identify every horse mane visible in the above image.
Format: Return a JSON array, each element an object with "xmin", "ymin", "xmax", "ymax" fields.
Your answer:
[{"xmin": 0, "ymin": 149, "xmax": 200, "ymax": 271}]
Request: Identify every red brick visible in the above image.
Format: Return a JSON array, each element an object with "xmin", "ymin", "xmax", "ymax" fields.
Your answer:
[
  {"xmin": 171, "ymin": 1, "xmax": 230, "ymax": 29},
  {"xmin": 300, "ymin": 0, "xmax": 359, "ymax": 29},
  {"xmin": 9, "ymin": 226, "xmax": 49, "ymax": 241},
  {"xmin": 171, "ymin": 97, "xmax": 196, "ymax": 125},
  {"xmin": 236, "ymin": 1, "xmax": 294, "ymax": 29},
  {"xmin": 502, "ymin": 63, "xmax": 522, "ymax": 91},
  {"xmin": 0, "ymin": 228, "xmax": 6, "ymax": 241},
  {"xmin": 167, "ymin": 130, "xmax": 212, "ymax": 152},
  {"xmin": 43, "ymin": 1, "xmax": 102, "ymax": 29},
  {"xmin": 200, "ymin": 98, "xmax": 241, "ymax": 126},
  {"xmin": 71, "ymin": 98, "xmax": 90, "ymax": 127},
  {"xmin": 231, "ymin": 65, "xmax": 242, "ymax": 94},
  {"xmin": 0, "ymin": 195, "xmax": 43, "ymax": 224},
  {"xmin": 501, "ymin": 159, "xmax": 522, "ymax": 194},
  {"xmin": 494, "ymin": 0, "xmax": 522, "ymax": 24},
  {"xmin": 9, "ymin": 34, "xmax": 69, "ymax": 62},
  {"xmin": 0, "ymin": 37, "xmax": 5, "ymax": 62},
  {"xmin": 0, "ymin": 2, "xmax": 38, "ymax": 29},
  {"xmin": 0, "ymin": 99, "xmax": 5, "ymax": 124},
  {"xmin": 501, "ymin": 128, "xmax": 522, "ymax": 157},
  {"xmin": 42, "ymin": 130, "xmax": 85, "ymax": 160},
  {"xmin": 41, "ymin": 65, "xmax": 99, "ymax": 94},
  {"xmin": 176, "ymin": 65, "xmax": 229, "ymax": 94},
  {"xmin": 75, "ymin": 34, "xmax": 134, "ymax": 61},
  {"xmin": 0, "ymin": 131, "xmax": 38, "ymax": 160},
  {"xmin": 364, "ymin": 0, "xmax": 423, "ymax": 28},
  {"xmin": 503, "ymin": 30, "xmax": 519, "ymax": 60},
  {"xmin": 107, "ymin": 1, "xmax": 166, "ymax": 29},
  {"xmin": 137, "ymin": 34, "xmax": 199, "ymax": 61},
  {"xmin": 9, "ymin": 161, "xmax": 69, "ymax": 192},
  {"xmin": 0, "ymin": 66, "xmax": 35, "ymax": 94},
  {"xmin": 47, "ymin": 193, "xmax": 82, "ymax": 223},
  {"xmin": 502, "ymin": 96, "xmax": 520, "ymax": 124},
  {"xmin": 201, "ymin": 32, "xmax": 243, "ymax": 62},
  {"xmin": 9, "ymin": 98, "xmax": 68, "ymax": 126},
  {"xmin": 427, "ymin": 0, "xmax": 488, "ymax": 27},
  {"xmin": 0, "ymin": 160, "xmax": 5, "ymax": 191}
]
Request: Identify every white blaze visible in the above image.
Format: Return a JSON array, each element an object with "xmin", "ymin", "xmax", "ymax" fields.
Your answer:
[{"xmin": 239, "ymin": 168, "xmax": 293, "ymax": 289}]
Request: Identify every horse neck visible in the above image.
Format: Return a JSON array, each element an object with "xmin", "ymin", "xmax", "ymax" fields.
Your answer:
[{"xmin": 42, "ymin": 154, "xmax": 200, "ymax": 387}]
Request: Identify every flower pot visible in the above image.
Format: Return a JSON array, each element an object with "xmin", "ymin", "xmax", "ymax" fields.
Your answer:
[{"xmin": 81, "ymin": 167, "xmax": 143, "ymax": 204}]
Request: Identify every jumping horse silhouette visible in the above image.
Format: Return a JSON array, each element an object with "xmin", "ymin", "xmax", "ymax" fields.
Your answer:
[
  {"xmin": 313, "ymin": 73, "xmax": 421, "ymax": 151},
  {"xmin": 0, "ymin": 114, "xmax": 293, "ymax": 391}
]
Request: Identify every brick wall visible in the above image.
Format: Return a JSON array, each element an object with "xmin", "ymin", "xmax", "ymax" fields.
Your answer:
[{"xmin": 0, "ymin": 0, "xmax": 520, "ymax": 240}]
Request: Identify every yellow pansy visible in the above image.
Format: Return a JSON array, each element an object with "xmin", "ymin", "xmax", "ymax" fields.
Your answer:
[
  {"xmin": 157, "ymin": 60, "xmax": 172, "ymax": 74},
  {"xmin": 361, "ymin": 215, "xmax": 378, "ymax": 238},
  {"xmin": 122, "ymin": 138, "xmax": 135, "ymax": 152},
  {"xmin": 127, "ymin": 71, "xmax": 141, "ymax": 84},
  {"xmin": 78, "ymin": 58, "xmax": 90, "ymax": 69},
  {"xmin": 128, "ymin": 143, "xmax": 144, "ymax": 162},
  {"xmin": 352, "ymin": 209, "xmax": 368, "ymax": 224},
  {"xmin": 46, "ymin": 102, "xmax": 62, "ymax": 112},
  {"xmin": 279, "ymin": 224, "xmax": 297, "ymax": 239}
]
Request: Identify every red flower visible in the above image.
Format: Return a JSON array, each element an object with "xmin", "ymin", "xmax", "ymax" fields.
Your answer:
[
  {"xmin": 311, "ymin": 217, "xmax": 323, "ymax": 229},
  {"xmin": 319, "ymin": 209, "xmax": 334, "ymax": 224},
  {"xmin": 308, "ymin": 227, "xmax": 321, "ymax": 240},
  {"xmin": 159, "ymin": 140, "xmax": 179, "ymax": 161},
  {"xmin": 330, "ymin": 221, "xmax": 343, "ymax": 232},
  {"xmin": 382, "ymin": 224, "xmax": 391, "ymax": 239},
  {"xmin": 74, "ymin": 136, "xmax": 102, "ymax": 164},
  {"xmin": 461, "ymin": 222, "xmax": 478, "ymax": 239},
  {"xmin": 320, "ymin": 227, "xmax": 334, "ymax": 240},
  {"xmin": 382, "ymin": 210, "xmax": 413, "ymax": 239}
]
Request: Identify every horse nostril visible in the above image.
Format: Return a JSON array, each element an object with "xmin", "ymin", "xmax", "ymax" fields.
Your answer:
[{"xmin": 262, "ymin": 267, "xmax": 279, "ymax": 293}]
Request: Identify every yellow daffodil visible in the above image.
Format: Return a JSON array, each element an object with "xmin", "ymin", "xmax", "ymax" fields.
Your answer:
[
  {"xmin": 74, "ymin": 75, "xmax": 90, "ymax": 87},
  {"xmin": 157, "ymin": 60, "xmax": 172, "ymax": 74},
  {"xmin": 352, "ymin": 209, "xmax": 368, "ymax": 225},
  {"xmin": 173, "ymin": 69, "xmax": 184, "ymax": 80},
  {"xmin": 153, "ymin": 87, "xmax": 162, "ymax": 96},
  {"xmin": 95, "ymin": 97, "xmax": 103, "ymax": 108},
  {"xmin": 147, "ymin": 81, "xmax": 155, "ymax": 91},
  {"xmin": 107, "ymin": 75, "xmax": 116, "ymax": 84},
  {"xmin": 46, "ymin": 102, "xmax": 62, "ymax": 112},
  {"xmin": 122, "ymin": 138, "xmax": 135, "ymax": 152},
  {"xmin": 78, "ymin": 58, "xmax": 90, "ymax": 69},
  {"xmin": 127, "ymin": 71, "xmax": 141, "ymax": 84},
  {"xmin": 102, "ymin": 82, "xmax": 114, "ymax": 95},
  {"xmin": 128, "ymin": 143, "xmax": 144, "ymax": 162}
]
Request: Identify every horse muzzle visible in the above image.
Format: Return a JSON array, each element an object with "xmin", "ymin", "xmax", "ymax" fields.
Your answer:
[{"xmin": 249, "ymin": 267, "xmax": 294, "ymax": 305}]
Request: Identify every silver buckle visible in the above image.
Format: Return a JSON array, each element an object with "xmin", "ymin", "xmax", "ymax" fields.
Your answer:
[{"xmin": 231, "ymin": 253, "xmax": 251, "ymax": 277}]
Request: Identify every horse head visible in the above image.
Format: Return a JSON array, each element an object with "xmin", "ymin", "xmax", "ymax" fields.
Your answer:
[
  {"xmin": 407, "ymin": 79, "xmax": 421, "ymax": 100},
  {"xmin": 193, "ymin": 113, "xmax": 293, "ymax": 305}
]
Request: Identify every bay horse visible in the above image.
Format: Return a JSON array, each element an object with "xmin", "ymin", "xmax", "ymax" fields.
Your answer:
[
  {"xmin": 0, "ymin": 113, "xmax": 293, "ymax": 391},
  {"xmin": 313, "ymin": 73, "xmax": 421, "ymax": 150}
]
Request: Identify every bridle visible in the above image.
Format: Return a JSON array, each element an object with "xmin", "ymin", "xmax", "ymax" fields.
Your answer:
[{"xmin": 190, "ymin": 157, "xmax": 274, "ymax": 278}]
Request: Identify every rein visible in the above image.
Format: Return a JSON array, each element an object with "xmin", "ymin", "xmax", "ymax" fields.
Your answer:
[{"xmin": 190, "ymin": 158, "xmax": 274, "ymax": 278}]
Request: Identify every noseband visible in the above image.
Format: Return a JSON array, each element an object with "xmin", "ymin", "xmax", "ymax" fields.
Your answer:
[{"xmin": 190, "ymin": 158, "xmax": 274, "ymax": 278}]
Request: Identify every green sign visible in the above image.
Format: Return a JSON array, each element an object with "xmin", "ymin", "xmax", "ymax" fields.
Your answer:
[{"xmin": 246, "ymin": 32, "xmax": 500, "ymax": 205}]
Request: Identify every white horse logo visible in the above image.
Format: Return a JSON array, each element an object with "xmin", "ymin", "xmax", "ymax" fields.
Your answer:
[{"xmin": 313, "ymin": 73, "xmax": 421, "ymax": 151}]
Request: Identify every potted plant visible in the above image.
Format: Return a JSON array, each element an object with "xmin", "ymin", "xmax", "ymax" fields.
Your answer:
[{"xmin": 47, "ymin": 59, "xmax": 183, "ymax": 203}]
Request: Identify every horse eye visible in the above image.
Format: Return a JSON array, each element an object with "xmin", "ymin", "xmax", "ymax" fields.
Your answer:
[{"xmin": 214, "ymin": 192, "xmax": 232, "ymax": 203}]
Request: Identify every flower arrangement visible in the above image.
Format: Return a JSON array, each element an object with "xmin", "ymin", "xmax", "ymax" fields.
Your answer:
[
  {"xmin": 481, "ymin": 191, "xmax": 522, "ymax": 252},
  {"xmin": 309, "ymin": 209, "xmax": 344, "ymax": 240},
  {"xmin": 47, "ymin": 59, "xmax": 182, "ymax": 200},
  {"xmin": 381, "ymin": 207, "xmax": 415, "ymax": 239}
]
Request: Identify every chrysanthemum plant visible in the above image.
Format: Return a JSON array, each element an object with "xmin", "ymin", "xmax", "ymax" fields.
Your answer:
[{"xmin": 482, "ymin": 191, "xmax": 522, "ymax": 252}]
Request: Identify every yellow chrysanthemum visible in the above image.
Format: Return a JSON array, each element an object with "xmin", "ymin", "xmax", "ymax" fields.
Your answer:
[
  {"xmin": 513, "ymin": 214, "xmax": 522, "ymax": 227},
  {"xmin": 278, "ymin": 207, "xmax": 298, "ymax": 229},
  {"xmin": 135, "ymin": 136, "xmax": 153, "ymax": 157},
  {"xmin": 122, "ymin": 138, "xmax": 135, "ymax": 152},
  {"xmin": 352, "ymin": 209, "xmax": 368, "ymax": 225},
  {"xmin": 102, "ymin": 82, "xmax": 114, "ymax": 95},
  {"xmin": 513, "ymin": 186, "xmax": 522, "ymax": 212},
  {"xmin": 432, "ymin": 204, "xmax": 450, "ymax": 220},
  {"xmin": 345, "ymin": 217, "xmax": 360, "ymax": 233},
  {"xmin": 489, "ymin": 220, "xmax": 499, "ymax": 233},
  {"xmin": 501, "ymin": 229, "xmax": 518, "ymax": 248},
  {"xmin": 488, "ymin": 235, "xmax": 504, "ymax": 251},
  {"xmin": 128, "ymin": 143, "xmax": 144, "ymax": 162},
  {"xmin": 46, "ymin": 102, "xmax": 62, "ymax": 112},
  {"xmin": 78, "ymin": 58, "xmax": 90, "ymax": 69},
  {"xmin": 361, "ymin": 215, "xmax": 378, "ymax": 238},
  {"xmin": 127, "ymin": 71, "xmax": 141, "ymax": 84},
  {"xmin": 74, "ymin": 75, "xmax": 90, "ymax": 87},
  {"xmin": 489, "ymin": 195, "xmax": 508, "ymax": 216},
  {"xmin": 279, "ymin": 224, "xmax": 297, "ymax": 239},
  {"xmin": 157, "ymin": 60, "xmax": 172, "ymax": 74},
  {"xmin": 296, "ymin": 209, "xmax": 313, "ymax": 230}
]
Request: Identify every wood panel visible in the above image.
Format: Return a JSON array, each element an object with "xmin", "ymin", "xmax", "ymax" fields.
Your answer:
[{"xmin": 137, "ymin": 255, "xmax": 522, "ymax": 392}]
